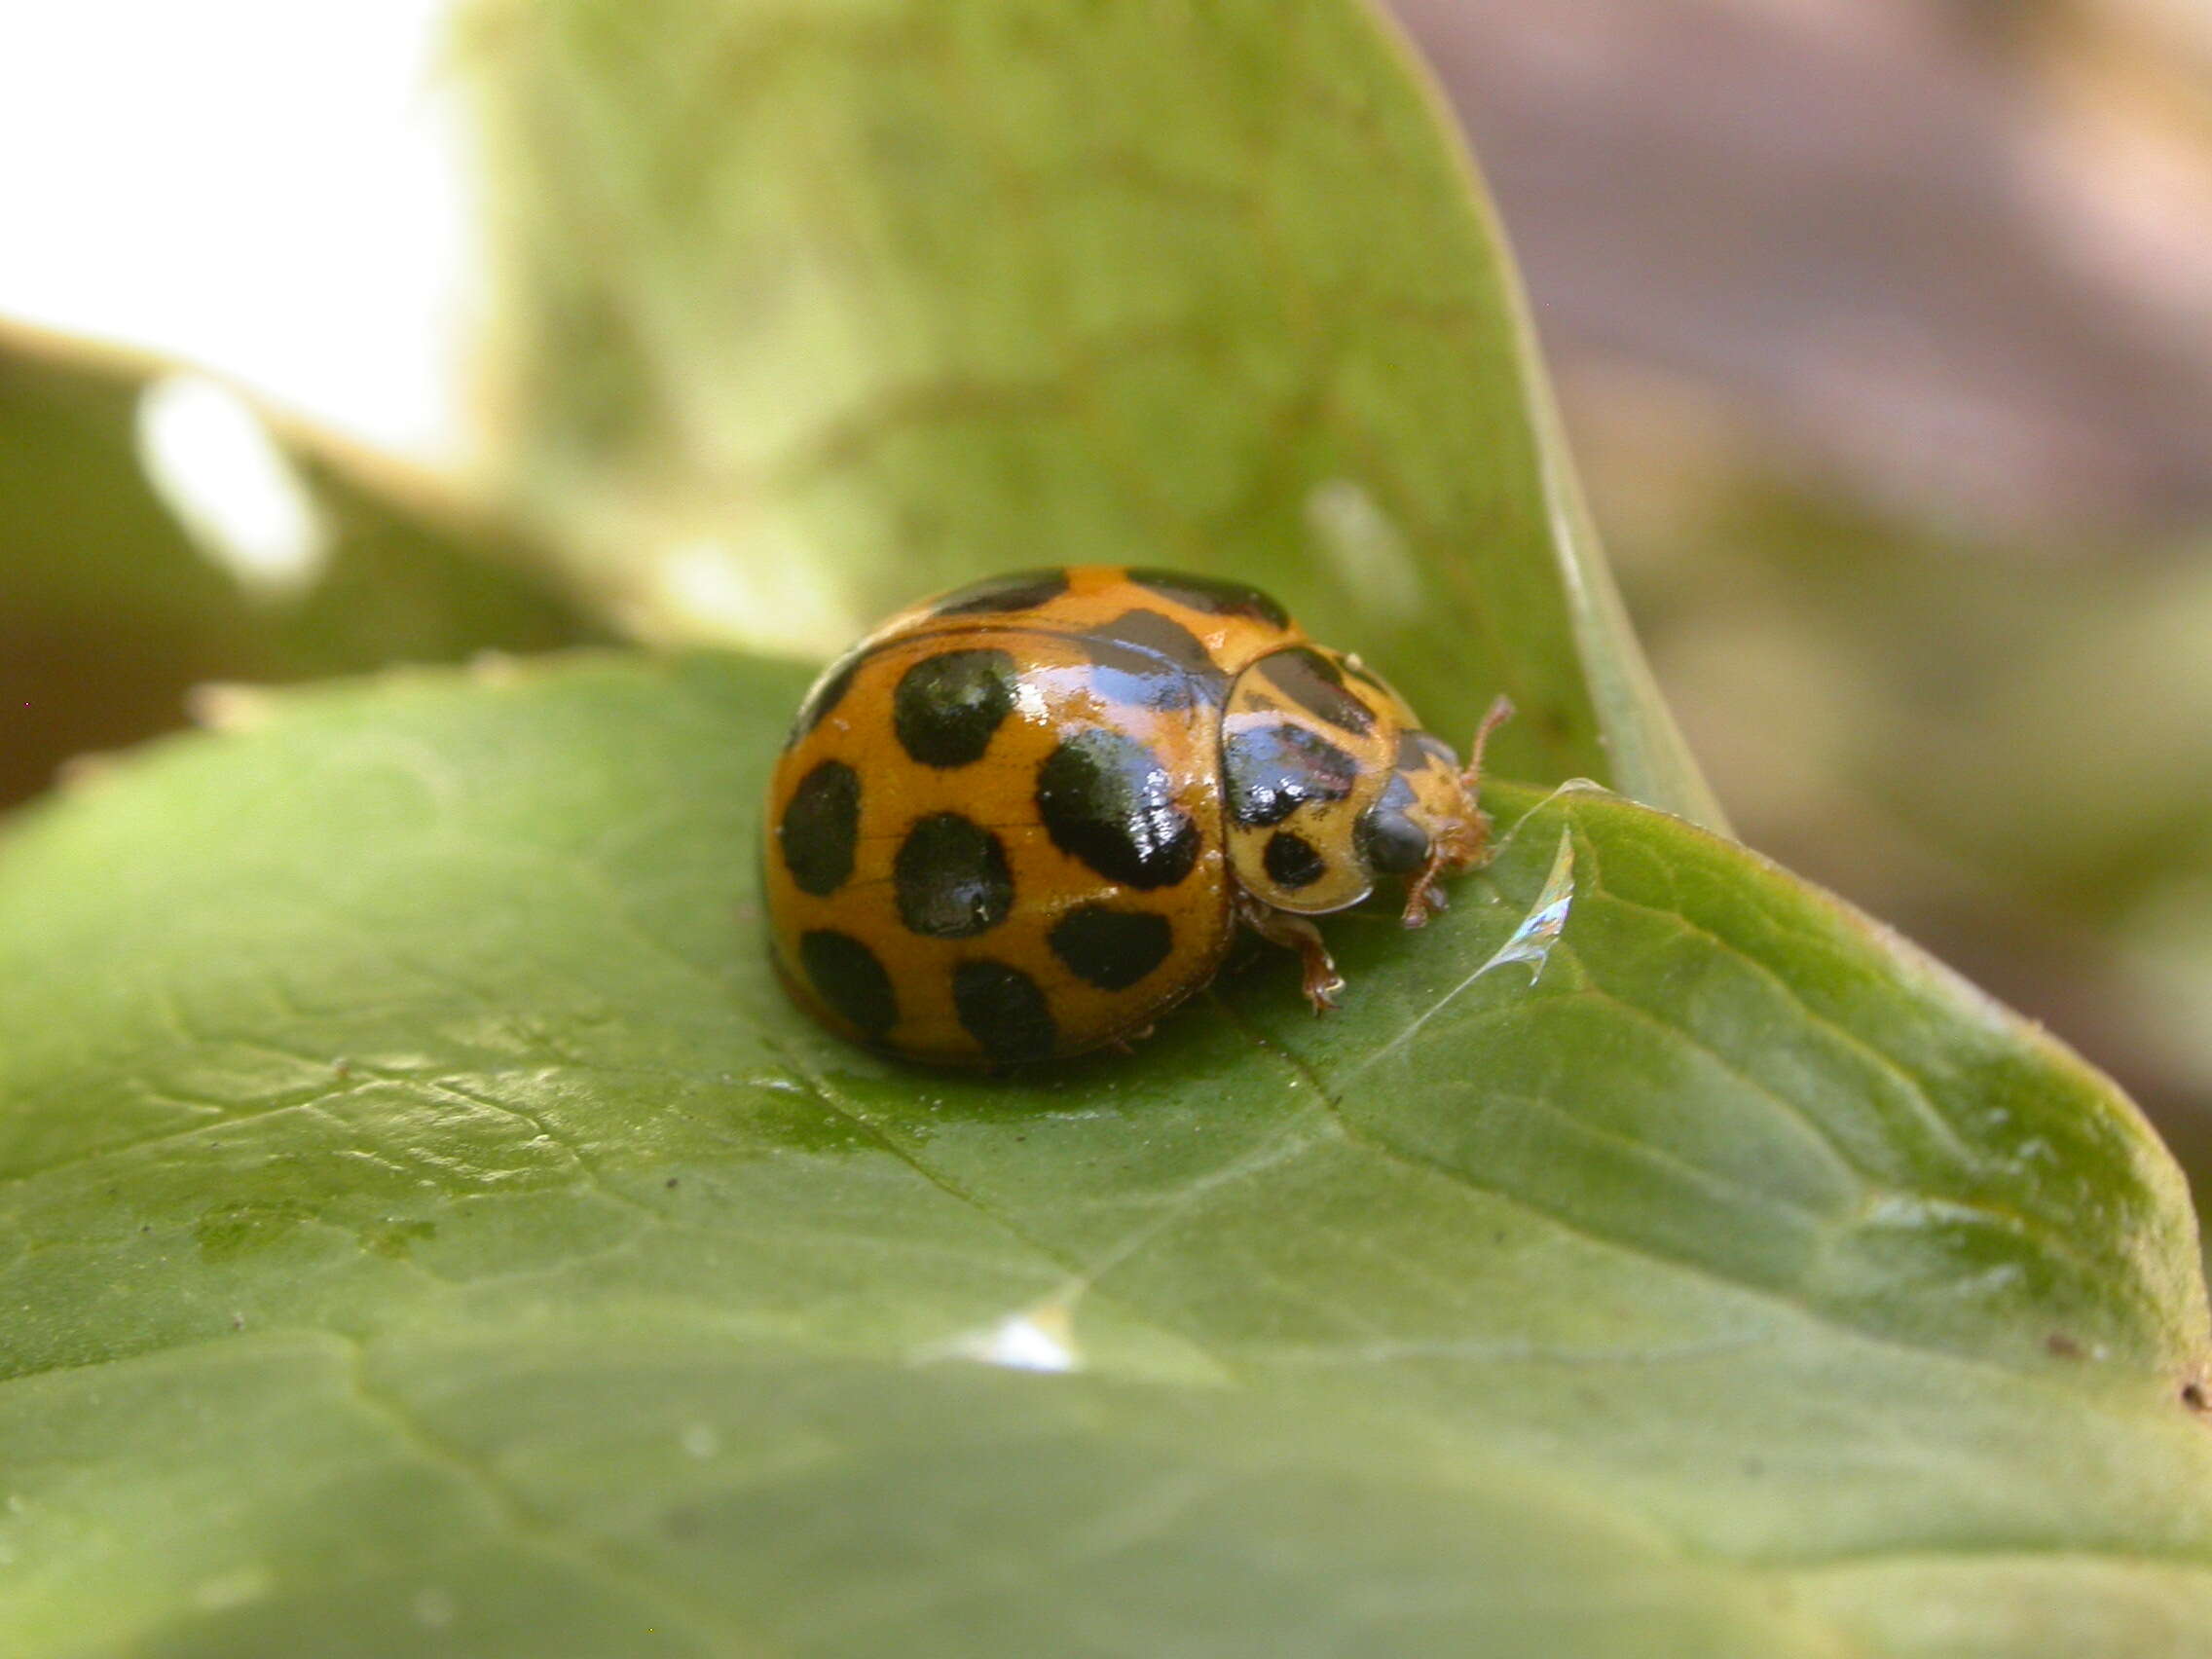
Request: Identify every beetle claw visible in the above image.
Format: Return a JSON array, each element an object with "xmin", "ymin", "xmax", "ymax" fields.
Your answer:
[{"xmin": 1239, "ymin": 897, "xmax": 1346, "ymax": 1014}]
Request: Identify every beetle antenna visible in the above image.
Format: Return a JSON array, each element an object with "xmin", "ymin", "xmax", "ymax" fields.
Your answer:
[{"xmin": 1460, "ymin": 694, "xmax": 1514, "ymax": 790}]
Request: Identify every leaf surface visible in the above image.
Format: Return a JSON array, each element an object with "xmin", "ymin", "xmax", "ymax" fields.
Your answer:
[{"xmin": 2, "ymin": 653, "xmax": 2204, "ymax": 1657}]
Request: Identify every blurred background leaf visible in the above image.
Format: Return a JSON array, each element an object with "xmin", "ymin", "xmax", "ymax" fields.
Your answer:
[
  {"xmin": 0, "ymin": 326, "xmax": 608, "ymax": 810},
  {"xmin": 463, "ymin": 0, "xmax": 1714, "ymax": 816},
  {"xmin": 1385, "ymin": 0, "xmax": 2212, "ymax": 1173}
]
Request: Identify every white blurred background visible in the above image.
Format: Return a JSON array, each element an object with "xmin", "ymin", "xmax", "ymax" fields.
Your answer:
[{"xmin": 0, "ymin": 0, "xmax": 471, "ymax": 461}]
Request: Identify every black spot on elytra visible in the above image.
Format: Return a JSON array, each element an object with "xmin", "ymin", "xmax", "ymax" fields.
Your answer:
[
  {"xmin": 1259, "ymin": 647, "xmax": 1374, "ymax": 737},
  {"xmin": 1223, "ymin": 721, "xmax": 1360, "ymax": 828},
  {"xmin": 1050, "ymin": 904, "xmax": 1173, "ymax": 991},
  {"xmin": 780, "ymin": 760, "xmax": 861, "ymax": 896},
  {"xmin": 931, "ymin": 569, "xmax": 1071, "ymax": 615},
  {"xmin": 1097, "ymin": 608, "xmax": 1219, "ymax": 675},
  {"xmin": 894, "ymin": 813, "xmax": 1014, "ymax": 939},
  {"xmin": 1125, "ymin": 568, "xmax": 1291, "ymax": 630},
  {"xmin": 1077, "ymin": 609, "xmax": 1231, "ymax": 714},
  {"xmin": 1036, "ymin": 729, "xmax": 1200, "ymax": 890},
  {"xmin": 1396, "ymin": 728, "xmax": 1457, "ymax": 773},
  {"xmin": 789, "ymin": 650, "xmax": 866, "ymax": 744},
  {"xmin": 894, "ymin": 648, "xmax": 1017, "ymax": 767},
  {"xmin": 1080, "ymin": 643, "xmax": 1197, "ymax": 713},
  {"xmin": 1264, "ymin": 830, "xmax": 1328, "ymax": 890},
  {"xmin": 1355, "ymin": 773, "xmax": 1430, "ymax": 876},
  {"xmin": 953, "ymin": 959, "xmax": 1057, "ymax": 1062},
  {"xmin": 799, "ymin": 930, "xmax": 896, "ymax": 1037}
]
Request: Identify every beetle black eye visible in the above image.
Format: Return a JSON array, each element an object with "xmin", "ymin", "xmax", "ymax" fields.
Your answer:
[{"xmin": 1355, "ymin": 775, "xmax": 1430, "ymax": 876}]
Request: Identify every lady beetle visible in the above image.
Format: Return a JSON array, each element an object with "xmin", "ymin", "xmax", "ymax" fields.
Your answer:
[{"xmin": 764, "ymin": 567, "xmax": 1509, "ymax": 1066}]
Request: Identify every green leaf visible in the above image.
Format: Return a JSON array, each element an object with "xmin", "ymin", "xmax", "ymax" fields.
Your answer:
[
  {"xmin": 3, "ymin": 653, "xmax": 2205, "ymax": 1657},
  {"xmin": 0, "ymin": 324, "xmax": 608, "ymax": 811},
  {"xmin": 468, "ymin": 0, "xmax": 1717, "ymax": 822}
]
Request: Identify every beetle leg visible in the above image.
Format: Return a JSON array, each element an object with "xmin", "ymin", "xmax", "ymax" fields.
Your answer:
[
  {"xmin": 1237, "ymin": 896, "xmax": 1346, "ymax": 1014},
  {"xmin": 1104, "ymin": 1023, "xmax": 1156, "ymax": 1056},
  {"xmin": 1419, "ymin": 693, "xmax": 1510, "ymax": 886},
  {"xmin": 1400, "ymin": 859, "xmax": 1453, "ymax": 927}
]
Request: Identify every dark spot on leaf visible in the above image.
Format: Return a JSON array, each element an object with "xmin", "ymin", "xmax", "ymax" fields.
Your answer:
[{"xmin": 195, "ymin": 1199, "xmax": 313, "ymax": 1262}]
